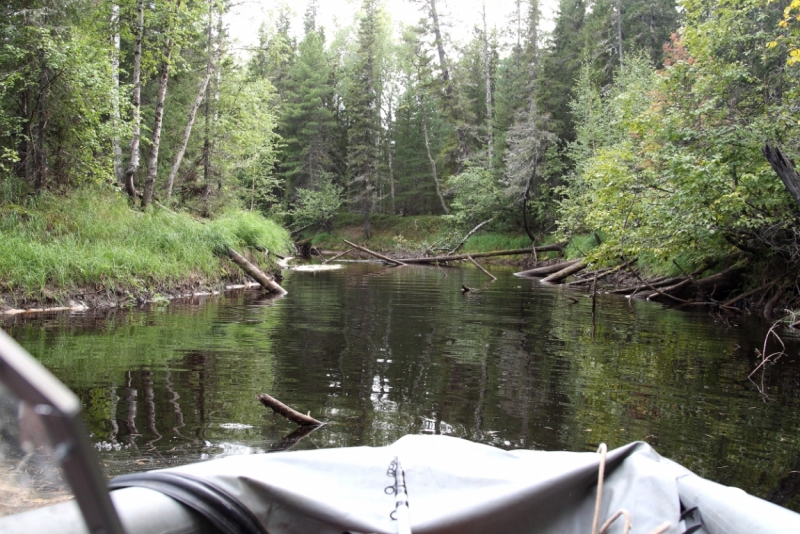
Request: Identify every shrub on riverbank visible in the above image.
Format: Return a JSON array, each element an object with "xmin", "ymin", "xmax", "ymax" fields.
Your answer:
[{"xmin": 0, "ymin": 188, "xmax": 291, "ymax": 302}]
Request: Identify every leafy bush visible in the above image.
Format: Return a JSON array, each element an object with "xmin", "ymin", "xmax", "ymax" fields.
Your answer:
[{"xmin": 289, "ymin": 180, "xmax": 345, "ymax": 230}]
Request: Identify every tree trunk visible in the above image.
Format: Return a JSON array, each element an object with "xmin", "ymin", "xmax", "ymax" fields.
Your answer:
[
  {"xmin": 482, "ymin": 2, "xmax": 494, "ymax": 168},
  {"xmin": 763, "ymin": 142, "xmax": 800, "ymax": 208},
  {"xmin": 142, "ymin": 43, "xmax": 173, "ymax": 208},
  {"xmin": 428, "ymin": 0, "xmax": 469, "ymax": 160},
  {"xmin": 35, "ymin": 51, "xmax": 49, "ymax": 191},
  {"xmin": 616, "ymin": 0, "xmax": 623, "ymax": 66},
  {"xmin": 110, "ymin": 4, "xmax": 124, "ymax": 185},
  {"xmin": 522, "ymin": 166, "xmax": 536, "ymax": 242},
  {"xmin": 387, "ymin": 98, "xmax": 396, "ymax": 214},
  {"xmin": 165, "ymin": 4, "xmax": 215, "ymax": 203},
  {"xmin": 364, "ymin": 165, "xmax": 372, "ymax": 239},
  {"xmin": 124, "ymin": 0, "xmax": 144, "ymax": 199},
  {"xmin": 418, "ymin": 94, "xmax": 449, "ymax": 215},
  {"xmin": 203, "ymin": 14, "xmax": 224, "ymax": 191}
]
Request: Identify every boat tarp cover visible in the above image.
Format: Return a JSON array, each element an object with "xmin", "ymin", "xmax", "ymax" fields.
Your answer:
[{"xmin": 108, "ymin": 434, "xmax": 800, "ymax": 534}]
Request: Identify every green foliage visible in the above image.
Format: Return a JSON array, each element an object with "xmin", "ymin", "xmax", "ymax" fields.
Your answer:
[
  {"xmin": 0, "ymin": 0, "xmax": 119, "ymax": 194},
  {"xmin": 0, "ymin": 187, "xmax": 291, "ymax": 298},
  {"xmin": 446, "ymin": 163, "xmax": 507, "ymax": 226},
  {"xmin": 560, "ymin": 0, "xmax": 800, "ymax": 271},
  {"xmin": 289, "ymin": 180, "xmax": 345, "ymax": 230},
  {"xmin": 278, "ymin": 29, "xmax": 336, "ymax": 200}
]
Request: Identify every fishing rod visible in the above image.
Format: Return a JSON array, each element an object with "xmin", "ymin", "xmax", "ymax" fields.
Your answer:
[{"xmin": 386, "ymin": 456, "xmax": 412, "ymax": 534}]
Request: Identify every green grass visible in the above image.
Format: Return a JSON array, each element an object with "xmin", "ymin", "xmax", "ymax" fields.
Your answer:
[
  {"xmin": 461, "ymin": 233, "xmax": 534, "ymax": 252},
  {"xmin": 0, "ymin": 188, "xmax": 292, "ymax": 299},
  {"xmin": 303, "ymin": 213, "xmax": 566, "ymax": 259},
  {"xmin": 309, "ymin": 214, "xmax": 452, "ymax": 253}
]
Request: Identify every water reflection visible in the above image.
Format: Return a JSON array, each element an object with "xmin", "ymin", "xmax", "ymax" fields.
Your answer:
[{"xmin": 2, "ymin": 263, "xmax": 800, "ymax": 512}]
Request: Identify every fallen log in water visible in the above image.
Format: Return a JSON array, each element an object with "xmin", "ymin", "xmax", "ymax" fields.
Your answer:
[
  {"xmin": 467, "ymin": 255, "xmax": 497, "ymax": 281},
  {"xmin": 227, "ymin": 248, "xmax": 287, "ymax": 295},
  {"xmin": 396, "ymin": 243, "xmax": 564, "ymax": 264},
  {"xmin": 323, "ymin": 248, "xmax": 354, "ymax": 264},
  {"xmin": 610, "ymin": 277, "xmax": 682, "ymax": 295},
  {"xmin": 342, "ymin": 239, "xmax": 406, "ymax": 266},
  {"xmin": 256, "ymin": 393, "xmax": 323, "ymax": 426},
  {"xmin": 646, "ymin": 267, "xmax": 742, "ymax": 302},
  {"xmin": 541, "ymin": 261, "xmax": 588, "ymax": 284},
  {"xmin": 565, "ymin": 258, "xmax": 638, "ymax": 286},
  {"xmin": 722, "ymin": 279, "xmax": 780, "ymax": 308},
  {"xmin": 514, "ymin": 259, "xmax": 582, "ymax": 278}
]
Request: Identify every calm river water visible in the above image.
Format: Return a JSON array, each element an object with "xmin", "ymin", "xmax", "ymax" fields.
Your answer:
[{"xmin": 3, "ymin": 262, "xmax": 800, "ymax": 511}]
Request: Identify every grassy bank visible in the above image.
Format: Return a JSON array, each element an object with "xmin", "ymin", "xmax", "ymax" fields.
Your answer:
[
  {"xmin": 0, "ymin": 188, "xmax": 292, "ymax": 307},
  {"xmin": 304, "ymin": 213, "xmax": 557, "ymax": 257}
]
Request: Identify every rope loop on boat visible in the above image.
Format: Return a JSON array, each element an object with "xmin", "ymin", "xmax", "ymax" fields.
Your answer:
[{"xmin": 590, "ymin": 443, "xmax": 671, "ymax": 534}]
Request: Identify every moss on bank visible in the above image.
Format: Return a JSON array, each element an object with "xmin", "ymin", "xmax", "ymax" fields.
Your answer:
[{"xmin": 0, "ymin": 188, "xmax": 292, "ymax": 308}]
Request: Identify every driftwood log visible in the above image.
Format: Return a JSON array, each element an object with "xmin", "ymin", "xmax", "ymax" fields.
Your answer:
[
  {"xmin": 256, "ymin": 393, "xmax": 323, "ymax": 426},
  {"xmin": 541, "ymin": 261, "xmax": 588, "ymax": 284},
  {"xmin": 514, "ymin": 259, "xmax": 582, "ymax": 278},
  {"xmin": 342, "ymin": 239, "xmax": 406, "ymax": 266},
  {"xmin": 396, "ymin": 244, "xmax": 564, "ymax": 264},
  {"xmin": 227, "ymin": 248, "xmax": 287, "ymax": 295}
]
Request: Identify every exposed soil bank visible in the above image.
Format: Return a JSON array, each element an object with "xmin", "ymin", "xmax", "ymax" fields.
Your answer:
[{"xmin": 0, "ymin": 271, "xmax": 281, "ymax": 316}]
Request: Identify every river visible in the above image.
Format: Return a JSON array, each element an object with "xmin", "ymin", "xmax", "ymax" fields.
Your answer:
[{"xmin": 3, "ymin": 262, "xmax": 800, "ymax": 512}]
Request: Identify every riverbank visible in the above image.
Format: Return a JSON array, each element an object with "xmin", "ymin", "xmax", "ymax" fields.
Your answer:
[
  {"xmin": 0, "ymin": 188, "xmax": 292, "ymax": 313},
  {"xmin": 299, "ymin": 216, "xmax": 799, "ymax": 321},
  {"xmin": 296, "ymin": 213, "xmax": 560, "ymax": 260}
]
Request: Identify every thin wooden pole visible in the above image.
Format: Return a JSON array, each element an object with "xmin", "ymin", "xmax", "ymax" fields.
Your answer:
[
  {"xmin": 343, "ymin": 239, "xmax": 406, "ymax": 266},
  {"xmin": 323, "ymin": 248, "xmax": 354, "ymax": 264},
  {"xmin": 467, "ymin": 255, "xmax": 497, "ymax": 280}
]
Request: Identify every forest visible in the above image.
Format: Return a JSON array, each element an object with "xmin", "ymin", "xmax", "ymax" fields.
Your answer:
[{"xmin": 2, "ymin": 0, "xmax": 800, "ymax": 307}]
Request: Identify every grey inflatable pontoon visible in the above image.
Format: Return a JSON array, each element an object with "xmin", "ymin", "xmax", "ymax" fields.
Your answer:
[{"xmin": 1, "ymin": 433, "xmax": 799, "ymax": 534}]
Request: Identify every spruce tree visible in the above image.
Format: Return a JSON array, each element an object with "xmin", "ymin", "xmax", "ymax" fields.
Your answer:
[
  {"xmin": 536, "ymin": 0, "xmax": 587, "ymax": 144},
  {"xmin": 348, "ymin": 0, "xmax": 383, "ymax": 238},
  {"xmin": 280, "ymin": 29, "xmax": 335, "ymax": 201}
]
